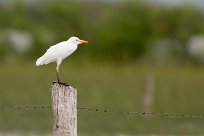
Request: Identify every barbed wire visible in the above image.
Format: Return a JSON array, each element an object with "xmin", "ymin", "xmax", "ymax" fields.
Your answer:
[
  {"xmin": 77, "ymin": 107, "xmax": 203, "ymax": 119},
  {"xmin": 0, "ymin": 105, "xmax": 51, "ymax": 109},
  {"xmin": 0, "ymin": 105, "xmax": 202, "ymax": 119}
]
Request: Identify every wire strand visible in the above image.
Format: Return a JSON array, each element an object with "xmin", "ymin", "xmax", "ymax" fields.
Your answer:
[{"xmin": 0, "ymin": 105, "xmax": 202, "ymax": 119}]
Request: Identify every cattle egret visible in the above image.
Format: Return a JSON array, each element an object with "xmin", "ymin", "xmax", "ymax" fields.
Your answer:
[{"xmin": 36, "ymin": 36, "xmax": 88, "ymax": 84}]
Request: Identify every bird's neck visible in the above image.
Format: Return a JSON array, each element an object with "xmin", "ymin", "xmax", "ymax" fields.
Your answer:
[{"xmin": 67, "ymin": 41, "xmax": 78, "ymax": 48}]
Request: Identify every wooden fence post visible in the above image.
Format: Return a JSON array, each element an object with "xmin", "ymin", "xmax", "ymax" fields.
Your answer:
[
  {"xmin": 51, "ymin": 82, "xmax": 77, "ymax": 136},
  {"xmin": 143, "ymin": 71, "xmax": 155, "ymax": 112}
]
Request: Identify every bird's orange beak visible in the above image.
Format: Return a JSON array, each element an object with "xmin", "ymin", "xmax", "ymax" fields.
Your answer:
[{"xmin": 79, "ymin": 40, "xmax": 88, "ymax": 44}]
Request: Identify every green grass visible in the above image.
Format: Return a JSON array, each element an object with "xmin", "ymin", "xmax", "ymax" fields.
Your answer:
[{"xmin": 0, "ymin": 60, "xmax": 203, "ymax": 135}]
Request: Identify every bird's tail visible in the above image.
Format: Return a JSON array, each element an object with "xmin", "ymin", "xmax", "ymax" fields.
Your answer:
[{"xmin": 36, "ymin": 56, "xmax": 44, "ymax": 66}]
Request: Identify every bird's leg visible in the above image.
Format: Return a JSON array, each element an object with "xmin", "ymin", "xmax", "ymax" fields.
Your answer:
[
  {"xmin": 56, "ymin": 69, "xmax": 60, "ymax": 83},
  {"xmin": 54, "ymin": 59, "xmax": 68, "ymax": 86},
  {"xmin": 56, "ymin": 63, "xmax": 62, "ymax": 83}
]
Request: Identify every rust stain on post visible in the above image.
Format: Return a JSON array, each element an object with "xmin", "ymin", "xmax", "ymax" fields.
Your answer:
[{"xmin": 51, "ymin": 82, "xmax": 77, "ymax": 136}]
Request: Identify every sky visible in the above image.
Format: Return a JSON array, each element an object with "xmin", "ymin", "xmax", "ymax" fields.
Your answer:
[
  {"xmin": 0, "ymin": 0, "xmax": 204, "ymax": 9},
  {"xmin": 146, "ymin": 0, "xmax": 204, "ymax": 8}
]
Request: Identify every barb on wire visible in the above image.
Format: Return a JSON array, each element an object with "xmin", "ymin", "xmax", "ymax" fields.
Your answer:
[{"xmin": 0, "ymin": 105, "xmax": 202, "ymax": 119}]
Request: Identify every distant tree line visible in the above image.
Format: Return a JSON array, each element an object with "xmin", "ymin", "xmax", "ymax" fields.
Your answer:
[{"xmin": 0, "ymin": 1, "xmax": 204, "ymax": 62}]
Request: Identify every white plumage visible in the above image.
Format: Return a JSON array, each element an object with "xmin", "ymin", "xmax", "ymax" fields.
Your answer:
[
  {"xmin": 36, "ymin": 41, "xmax": 77, "ymax": 66},
  {"xmin": 36, "ymin": 36, "xmax": 88, "ymax": 83}
]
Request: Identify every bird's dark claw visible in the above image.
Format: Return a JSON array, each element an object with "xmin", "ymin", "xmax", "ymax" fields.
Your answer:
[{"xmin": 52, "ymin": 81, "xmax": 69, "ymax": 86}]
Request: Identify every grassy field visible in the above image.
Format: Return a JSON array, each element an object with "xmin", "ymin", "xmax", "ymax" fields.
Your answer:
[{"xmin": 0, "ymin": 60, "xmax": 203, "ymax": 135}]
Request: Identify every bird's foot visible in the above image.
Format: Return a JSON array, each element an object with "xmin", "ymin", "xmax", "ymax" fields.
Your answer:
[{"xmin": 52, "ymin": 81, "xmax": 69, "ymax": 86}]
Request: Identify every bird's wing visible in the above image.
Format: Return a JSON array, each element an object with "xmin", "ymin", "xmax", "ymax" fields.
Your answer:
[
  {"xmin": 36, "ymin": 41, "xmax": 67, "ymax": 65},
  {"xmin": 46, "ymin": 41, "xmax": 66, "ymax": 52},
  {"xmin": 45, "ymin": 41, "xmax": 68, "ymax": 59},
  {"xmin": 36, "ymin": 41, "xmax": 77, "ymax": 66}
]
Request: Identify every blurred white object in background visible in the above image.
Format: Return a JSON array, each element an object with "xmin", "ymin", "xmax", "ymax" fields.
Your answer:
[
  {"xmin": 188, "ymin": 35, "xmax": 204, "ymax": 62},
  {"xmin": 9, "ymin": 30, "xmax": 32, "ymax": 53}
]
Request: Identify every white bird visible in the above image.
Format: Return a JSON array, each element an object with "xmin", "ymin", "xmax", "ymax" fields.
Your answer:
[{"xmin": 36, "ymin": 36, "xmax": 88, "ymax": 84}]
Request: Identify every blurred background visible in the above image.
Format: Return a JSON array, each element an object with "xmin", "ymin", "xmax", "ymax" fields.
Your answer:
[{"xmin": 0, "ymin": 0, "xmax": 204, "ymax": 135}]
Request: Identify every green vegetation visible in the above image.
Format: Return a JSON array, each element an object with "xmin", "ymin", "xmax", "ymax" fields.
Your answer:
[
  {"xmin": 0, "ymin": 1, "xmax": 204, "ymax": 61},
  {"xmin": 0, "ymin": 61, "xmax": 203, "ymax": 135}
]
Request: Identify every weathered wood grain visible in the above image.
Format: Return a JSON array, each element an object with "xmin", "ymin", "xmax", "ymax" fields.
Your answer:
[{"xmin": 51, "ymin": 82, "xmax": 77, "ymax": 136}]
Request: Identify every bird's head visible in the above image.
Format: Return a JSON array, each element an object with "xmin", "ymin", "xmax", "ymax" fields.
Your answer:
[{"xmin": 68, "ymin": 36, "xmax": 88, "ymax": 45}]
